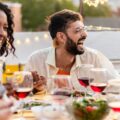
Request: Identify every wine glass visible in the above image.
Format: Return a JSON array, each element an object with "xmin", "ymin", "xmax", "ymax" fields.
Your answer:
[
  {"xmin": 49, "ymin": 75, "xmax": 73, "ymax": 106},
  {"xmin": 89, "ymin": 68, "xmax": 108, "ymax": 99},
  {"xmin": 107, "ymin": 79, "xmax": 120, "ymax": 119},
  {"xmin": 13, "ymin": 71, "xmax": 33, "ymax": 120},
  {"xmin": 77, "ymin": 64, "xmax": 94, "ymax": 97}
]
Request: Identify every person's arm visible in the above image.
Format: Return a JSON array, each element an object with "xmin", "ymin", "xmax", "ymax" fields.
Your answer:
[
  {"xmin": 24, "ymin": 55, "xmax": 34, "ymax": 72},
  {"xmin": 24, "ymin": 52, "xmax": 47, "ymax": 93},
  {"xmin": 0, "ymin": 99, "xmax": 13, "ymax": 120}
]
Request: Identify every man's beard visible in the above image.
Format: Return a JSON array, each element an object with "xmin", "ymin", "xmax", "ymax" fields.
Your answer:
[{"xmin": 65, "ymin": 34, "xmax": 86, "ymax": 55}]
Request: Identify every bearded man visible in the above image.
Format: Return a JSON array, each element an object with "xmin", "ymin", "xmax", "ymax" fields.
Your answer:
[{"xmin": 25, "ymin": 9, "xmax": 119, "ymax": 92}]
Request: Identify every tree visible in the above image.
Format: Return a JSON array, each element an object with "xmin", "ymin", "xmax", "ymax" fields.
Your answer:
[{"xmin": 5, "ymin": 0, "xmax": 77, "ymax": 31}]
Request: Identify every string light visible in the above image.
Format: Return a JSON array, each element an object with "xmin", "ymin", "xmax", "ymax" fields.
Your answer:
[
  {"xmin": 83, "ymin": 0, "xmax": 108, "ymax": 7},
  {"xmin": 25, "ymin": 38, "xmax": 31, "ymax": 44},
  {"xmin": 14, "ymin": 29, "xmax": 120, "ymax": 47},
  {"xmin": 0, "ymin": 63, "xmax": 2, "ymax": 67},
  {"xmin": 16, "ymin": 39, "xmax": 21, "ymax": 45},
  {"xmin": 99, "ymin": 0, "xmax": 108, "ymax": 4},
  {"xmin": 44, "ymin": 33, "xmax": 49, "ymax": 40},
  {"xmin": 34, "ymin": 36, "xmax": 39, "ymax": 42},
  {"xmin": 0, "ymin": 59, "xmax": 4, "ymax": 68}
]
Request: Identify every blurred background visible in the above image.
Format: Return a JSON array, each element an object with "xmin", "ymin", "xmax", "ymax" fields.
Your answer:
[
  {"xmin": 0, "ymin": 0, "xmax": 120, "ymax": 82},
  {"xmin": 1, "ymin": 0, "xmax": 120, "ymax": 31}
]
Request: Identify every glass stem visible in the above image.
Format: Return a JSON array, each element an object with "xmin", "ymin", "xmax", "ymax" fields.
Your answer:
[
  {"xmin": 84, "ymin": 87, "xmax": 87, "ymax": 97},
  {"xmin": 94, "ymin": 93, "xmax": 101, "ymax": 100},
  {"xmin": 19, "ymin": 99, "xmax": 25, "ymax": 119},
  {"xmin": 20, "ymin": 109, "xmax": 24, "ymax": 118}
]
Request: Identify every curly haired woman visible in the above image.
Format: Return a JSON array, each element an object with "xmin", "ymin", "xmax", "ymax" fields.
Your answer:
[{"xmin": 0, "ymin": 2, "xmax": 16, "ymax": 120}]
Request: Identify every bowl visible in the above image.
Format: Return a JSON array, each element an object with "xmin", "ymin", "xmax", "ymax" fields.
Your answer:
[{"xmin": 65, "ymin": 97, "xmax": 109, "ymax": 120}]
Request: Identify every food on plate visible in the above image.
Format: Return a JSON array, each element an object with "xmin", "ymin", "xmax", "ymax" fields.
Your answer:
[{"xmin": 23, "ymin": 101, "xmax": 51, "ymax": 110}]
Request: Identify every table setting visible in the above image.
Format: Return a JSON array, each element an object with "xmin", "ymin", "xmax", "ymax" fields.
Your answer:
[{"xmin": 4, "ymin": 67, "xmax": 120, "ymax": 120}]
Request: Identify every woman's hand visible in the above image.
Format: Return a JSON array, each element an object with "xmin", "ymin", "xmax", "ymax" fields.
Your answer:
[
  {"xmin": 31, "ymin": 71, "xmax": 47, "ymax": 93},
  {"xmin": 0, "ymin": 99, "xmax": 13, "ymax": 120},
  {"xmin": 3, "ymin": 83, "xmax": 18, "ymax": 99}
]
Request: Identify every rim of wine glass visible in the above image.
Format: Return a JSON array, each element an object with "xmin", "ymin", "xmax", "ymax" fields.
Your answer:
[{"xmin": 109, "ymin": 101, "xmax": 120, "ymax": 107}]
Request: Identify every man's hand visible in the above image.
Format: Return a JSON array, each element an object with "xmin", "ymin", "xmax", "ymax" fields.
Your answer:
[
  {"xmin": 4, "ymin": 71, "xmax": 47, "ymax": 95},
  {"xmin": 31, "ymin": 71, "xmax": 47, "ymax": 92}
]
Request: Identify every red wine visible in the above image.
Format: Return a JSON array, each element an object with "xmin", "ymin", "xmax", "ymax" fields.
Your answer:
[
  {"xmin": 78, "ymin": 77, "xmax": 93, "ymax": 87},
  {"xmin": 78, "ymin": 77, "xmax": 89, "ymax": 87},
  {"xmin": 90, "ymin": 83, "xmax": 107, "ymax": 93},
  {"xmin": 109, "ymin": 102, "xmax": 120, "ymax": 112},
  {"xmin": 15, "ymin": 88, "xmax": 32, "ymax": 99}
]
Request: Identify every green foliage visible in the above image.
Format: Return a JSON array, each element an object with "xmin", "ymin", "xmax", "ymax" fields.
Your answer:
[
  {"xmin": 4, "ymin": 0, "xmax": 77, "ymax": 31},
  {"xmin": 2, "ymin": 0, "xmax": 112, "ymax": 30},
  {"xmin": 83, "ymin": 3, "xmax": 112, "ymax": 17}
]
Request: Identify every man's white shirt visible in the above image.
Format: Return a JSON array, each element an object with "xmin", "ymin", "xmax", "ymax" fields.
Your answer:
[{"xmin": 25, "ymin": 47, "xmax": 120, "ymax": 91}]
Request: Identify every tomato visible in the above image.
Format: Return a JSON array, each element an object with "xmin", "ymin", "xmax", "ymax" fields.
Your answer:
[{"xmin": 86, "ymin": 106, "xmax": 94, "ymax": 112}]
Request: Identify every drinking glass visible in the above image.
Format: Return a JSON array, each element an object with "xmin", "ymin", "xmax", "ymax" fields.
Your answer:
[
  {"xmin": 13, "ymin": 71, "xmax": 33, "ymax": 120},
  {"xmin": 77, "ymin": 64, "xmax": 94, "ymax": 97},
  {"xmin": 107, "ymin": 79, "xmax": 120, "ymax": 119},
  {"xmin": 50, "ymin": 75, "xmax": 73, "ymax": 106},
  {"xmin": 89, "ymin": 68, "xmax": 108, "ymax": 99}
]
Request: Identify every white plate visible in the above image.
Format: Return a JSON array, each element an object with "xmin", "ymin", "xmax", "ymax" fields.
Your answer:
[{"xmin": 31, "ymin": 105, "xmax": 63, "ymax": 119}]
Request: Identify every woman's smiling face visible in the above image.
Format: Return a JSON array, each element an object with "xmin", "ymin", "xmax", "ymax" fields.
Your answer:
[{"xmin": 0, "ymin": 10, "xmax": 8, "ymax": 47}]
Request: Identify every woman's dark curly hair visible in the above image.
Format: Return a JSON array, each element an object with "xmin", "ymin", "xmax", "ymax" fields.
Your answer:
[{"xmin": 0, "ymin": 2, "xmax": 15, "ymax": 56}]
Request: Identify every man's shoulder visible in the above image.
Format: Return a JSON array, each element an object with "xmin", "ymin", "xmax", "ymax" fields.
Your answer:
[
  {"xmin": 84, "ymin": 47, "xmax": 99, "ymax": 55},
  {"xmin": 82, "ymin": 47, "xmax": 106, "ymax": 60},
  {"xmin": 31, "ymin": 47, "xmax": 53, "ymax": 56}
]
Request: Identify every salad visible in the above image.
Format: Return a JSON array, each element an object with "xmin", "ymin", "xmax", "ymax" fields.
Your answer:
[{"xmin": 67, "ymin": 98, "xmax": 109, "ymax": 120}]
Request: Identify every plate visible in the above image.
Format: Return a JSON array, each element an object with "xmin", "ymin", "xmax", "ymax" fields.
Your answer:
[{"xmin": 23, "ymin": 99, "xmax": 51, "ymax": 110}]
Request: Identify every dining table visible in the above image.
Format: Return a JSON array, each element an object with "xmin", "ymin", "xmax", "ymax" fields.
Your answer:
[
  {"xmin": 12, "ymin": 90, "xmax": 71, "ymax": 120},
  {"xmin": 11, "ymin": 91, "xmax": 118, "ymax": 120}
]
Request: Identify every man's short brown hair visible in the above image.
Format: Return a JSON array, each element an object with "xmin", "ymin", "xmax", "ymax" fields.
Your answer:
[{"xmin": 47, "ymin": 9, "xmax": 83, "ymax": 39}]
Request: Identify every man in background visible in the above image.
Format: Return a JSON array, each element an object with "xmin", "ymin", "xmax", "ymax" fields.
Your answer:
[{"xmin": 25, "ymin": 9, "xmax": 120, "ymax": 92}]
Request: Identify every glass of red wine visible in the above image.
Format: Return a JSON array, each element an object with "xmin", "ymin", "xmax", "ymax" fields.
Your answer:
[
  {"xmin": 89, "ymin": 68, "xmax": 108, "ymax": 99},
  {"xmin": 77, "ymin": 64, "xmax": 94, "ymax": 97},
  {"xmin": 13, "ymin": 71, "xmax": 33, "ymax": 120},
  {"xmin": 107, "ymin": 79, "xmax": 120, "ymax": 119}
]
